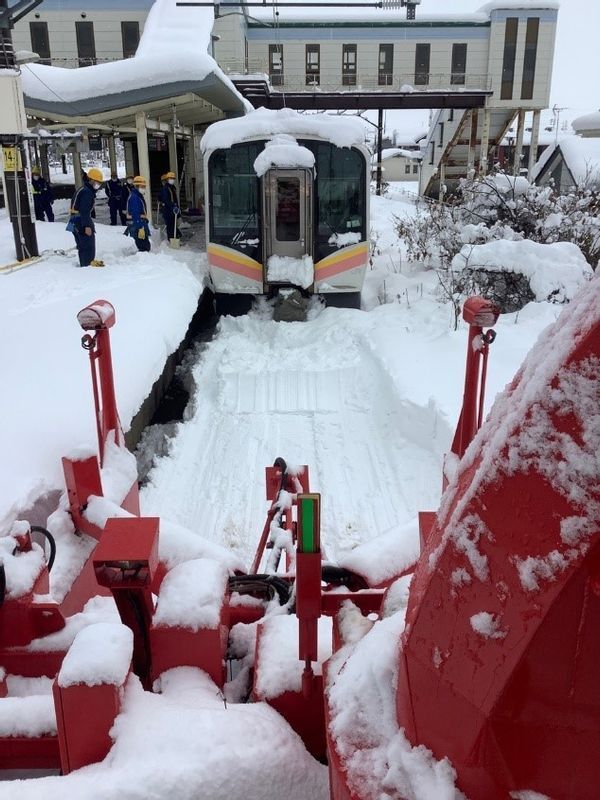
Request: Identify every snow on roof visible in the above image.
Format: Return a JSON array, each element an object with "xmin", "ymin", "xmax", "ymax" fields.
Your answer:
[
  {"xmin": 478, "ymin": 0, "xmax": 560, "ymax": 11},
  {"xmin": 452, "ymin": 240, "xmax": 593, "ymax": 303},
  {"xmin": 572, "ymin": 111, "xmax": 600, "ymax": 135},
  {"xmin": 379, "ymin": 147, "xmax": 423, "ymax": 162},
  {"xmin": 20, "ymin": 0, "xmax": 243, "ymax": 113},
  {"xmin": 58, "ymin": 622, "xmax": 133, "ymax": 688},
  {"xmin": 253, "ymin": 134, "xmax": 316, "ymax": 177},
  {"xmin": 201, "ymin": 108, "xmax": 368, "ymax": 152},
  {"xmin": 532, "ymin": 136, "xmax": 600, "ymax": 185}
]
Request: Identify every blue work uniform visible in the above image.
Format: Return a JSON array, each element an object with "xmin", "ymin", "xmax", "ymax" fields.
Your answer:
[
  {"xmin": 158, "ymin": 182, "xmax": 181, "ymax": 240},
  {"xmin": 31, "ymin": 175, "xmax": 54, "ymax": 222},
  {"xmin": 105, "ymin": 178, "xmax": 126, "ymax": 226},
  {"xmin": 69, "ymin": 184, "xmax": 97, "ymax": 266},
  {"xmin": 126, "ymin": 188, "xmax": 151, "ymax": 252}
]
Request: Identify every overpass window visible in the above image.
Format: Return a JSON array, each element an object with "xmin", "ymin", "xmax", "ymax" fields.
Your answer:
[
  {"xmin": 269, "ymin": 44, "xmax": 284, "ymax": 86},
  {"xmin": 378, "ymin": 44, "xmax": 393, "ymax": 86},
  {"xmin": 415, "ymin": 43, "xmax": 430, "ymax": 85},
  {"xmin": 500, "ymin": 18, "xmax": 518, "ymax": 100},
  {"xmin": 521, "ymin": 18, "xmax": 539, "ymax": 100},
  {"xmin": 451, "ymin": 43, "xmax": 467, "ymax": 85},
  {"xmin": 76, "ymin": 21, "xmax": 96, "ymax": 66},
  {"xmin": 306, "ymin": 44, "xmax": 320, "ymax": 86},
  {"xmin": 121, "ymin": 21, "xmax": 140, "ymax": 59},
  {"xmin": 342, "ymin": 44, "xmax": 357, "ymax": 86}
]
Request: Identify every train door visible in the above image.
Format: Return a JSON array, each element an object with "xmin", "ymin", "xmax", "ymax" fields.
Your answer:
[{"xmin": 263, "ymin": 169, "xmax": 313, "ymax": 284}]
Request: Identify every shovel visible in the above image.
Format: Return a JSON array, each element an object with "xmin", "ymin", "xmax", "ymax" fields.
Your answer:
[{"xmin": 169, "ymin": 207, "xmax": 181, "ymax": 249}]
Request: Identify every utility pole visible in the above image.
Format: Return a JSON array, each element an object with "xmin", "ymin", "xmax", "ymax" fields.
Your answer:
[
  {"xmin": 376, "ymin": 107, "xmax": 383, "ymax": 196},
  {"xmin": 0, "ymin": 0, "xmax": 41, "ymax": 261}
]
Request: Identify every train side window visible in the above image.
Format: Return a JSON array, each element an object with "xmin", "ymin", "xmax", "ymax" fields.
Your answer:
[{"xmin": 312, "ymin": 143, "xmax": 365, "ymax": 243}]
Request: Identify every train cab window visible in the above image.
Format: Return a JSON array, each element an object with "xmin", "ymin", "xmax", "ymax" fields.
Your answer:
[
  {"xmin": 208, "ymin": 143, "xmax": 262, "ymax": 254},
  {"xmin": 275, "ymin": 178, "xmax": 301, "ymax": 241},
  {"xmin": 310, "ymin": 143, "xmax": 365, "ymax": 258}
]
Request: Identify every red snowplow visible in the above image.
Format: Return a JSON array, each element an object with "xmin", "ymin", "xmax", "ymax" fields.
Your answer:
[{"xmin": 0, "ymin": 279, "xmax": 598, "ymax": 798}]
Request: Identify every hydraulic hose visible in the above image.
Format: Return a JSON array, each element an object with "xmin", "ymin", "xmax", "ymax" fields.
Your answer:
[{"xmin": 30, "ymin": 526, "xmax": 57, "ymax": 572}]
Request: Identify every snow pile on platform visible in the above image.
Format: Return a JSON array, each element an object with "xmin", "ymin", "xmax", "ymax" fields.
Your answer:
[
  {"xmin": 327, "ymin": 606, "xmax": 462, "ymax": 799},
  {"xmin": 58, "ymin": 622, "xmax": 133, "ymax": 688},
  {"xmin": 451, "ymin": 239, "xmax": 593, "ymax": 303},
  {"xmin": 154, "ymin": 558, "xmax": 228, "ymax": 631},
  {"xmin": 267, "ymin": 254, "xmax": 314, "ymax": 289},
  {"xmin": 255, "ymin": 614, "xmax": 332, "ymax": 699},
  {"xmin": 202, "ymin": 108, "xmax": 368, "ymax": 152},
  {"xmin": 254, "ymin": 134, "xmax": 316, "ymax": 177}
]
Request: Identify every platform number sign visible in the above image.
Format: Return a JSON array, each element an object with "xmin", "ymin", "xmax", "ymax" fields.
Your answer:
[{"xmin": 2, "ymin": 147, "xmax": 22, "ymax": 172}]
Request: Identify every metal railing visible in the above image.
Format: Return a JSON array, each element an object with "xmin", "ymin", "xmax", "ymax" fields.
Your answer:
[{"xmin": 223, "ymin": 62, "xmax": 492, "ymax": 93}]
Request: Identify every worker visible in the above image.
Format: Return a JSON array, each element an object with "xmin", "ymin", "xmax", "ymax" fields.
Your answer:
[
  {"xmin": 158, "ymin": 171, "xmax": 181, "ymax": 242},
  {"xmin": 67, "ymin": 166, "xmax": 105, "ymax": 267},
  {"xmin": 105, "ymin": 173, "xmax": 126, "ymax": 226},
  {"xmin": 126, "ymin": 175, "xmax": 151, "ymax": 252},
  {"xmin": 121, "ymin": 175, "xmax": 134, "ymax": 222},
  {"xmin": 82, "ymin": 171, "xmax": 96, "ymax": 219},
  {"xmin": 31, "ymin": 166, "xmax": 54, "ymax": 222}
]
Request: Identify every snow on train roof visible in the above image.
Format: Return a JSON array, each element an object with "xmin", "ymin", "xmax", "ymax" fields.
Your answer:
[{"xmin": 201, "ymin": 109, "xmax": 368, "ymax": 153}]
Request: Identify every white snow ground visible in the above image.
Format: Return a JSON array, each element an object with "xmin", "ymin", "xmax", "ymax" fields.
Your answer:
[{"xmin": 0, "ymin": 187, "xmax": 567, "ymax": 798}]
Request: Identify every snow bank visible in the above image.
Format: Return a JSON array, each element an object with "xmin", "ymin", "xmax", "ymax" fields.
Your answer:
[
  {"xmin": 451, "ymin": 239, "xmax": 592, "ymax": 303},
  {"xmin": 266, "ymin": 254, "xmax": 314, "ymax": 289},
  {"xmin": 255, "ymin": 614, "xmax": 332, "ymax": 699},
  {"xmin": 202, "ymin": 108, "xmax": 367, "ymax": 152},
  {"xmin": 153, "ymin": 558, "xmax": 229, "ymax": 631},
  {"xmin": 0, "ymin": 218, "xmax": 205, "ymax": 530},
  {"xmin": 57, "ymin": 622, "xmax": 133, "ymax": 688},
  {"xmin": 253, "ymin": 134, "xmax": 315, "ymax": 177},
  {"xmin": 327, "ymin": 608, "xmax": 462, "ymax": 800}
]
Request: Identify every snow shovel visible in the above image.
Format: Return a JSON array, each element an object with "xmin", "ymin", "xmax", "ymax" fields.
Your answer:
[{"xmin": 169, "ymin": 208, "xmax": 181, "ymax": 249}]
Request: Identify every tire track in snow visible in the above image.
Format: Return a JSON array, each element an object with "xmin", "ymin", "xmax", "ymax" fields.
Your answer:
[{"xmin": 141, "ymin": 311, "xmax": 442, "ymax": 570}]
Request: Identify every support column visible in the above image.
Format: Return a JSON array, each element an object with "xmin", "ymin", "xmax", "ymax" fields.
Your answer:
[
  {"xmin": 478, "ymin": 107, "xmax": 490, "ymax": 176},
  {"xmin": 39, "ymin": 142, "xmax": 51, "ymax": 182},
  {"xmin": 108, "ymin": 135, "xmax": 118, "ymax": 176},
  {"xmin": 123, "ymin": 140, "xmax": 135, "ymax": 177},
  {"xmin": 186, "ymin": 134, "xmax": 196, "ymax": 207},
  {"xmin": 376, "ymin": 107, "xmax": 383, "ymax": 196},
  {"xmin": 168, "ymin": 128, "xmax": 178, "ymax": 183},
  {"xmin": 194, "ymin": 130, "xmax": 205, "ymax": 209},
  {"xmin": 136, "ymin": 111, "xmax": 152, "ymax": 225},
  {"xmin": 513, "ymin": 109, "xmax": 525, "ymax": 177},
  {"xmin": 468, "ymin": 108, "xmax": 478, "ymax": 175},
  {"xmin": 72, "ymin": 148, "xmax": 83, "ymax": 188},
  {"xmin": 527, "ymin": 109, "xmax": 541, "ymax": 180},
  {"xmin": 438, "ymin": 160, "xmax": 446, "ymax": 202}
]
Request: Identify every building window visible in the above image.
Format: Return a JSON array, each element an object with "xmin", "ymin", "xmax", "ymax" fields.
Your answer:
[
  {"xmin": 378, "ymin": 44, "xmax": 393, "ymax": 86},
  {"xmin": 342, "ymin": 44, "xmax": 357, "ymax": 87},
  {"xmin": 451, "ymin": 43, "xmax": 467, "ymax": 86},
  {"xmin": 500, "ymin": 17, "xmax": 518, "ymax": 100},
  {"xmin": 75, "ymin": 21, "xmax": 96, "ymax": 66},
  {"xmin": 413, "ymin": 164, "xmax": 418, "ymax": 174},
  {"xmin": 121, "ymin": 21, "xmax": 140, "ymax": 59},
  {"xmin": 439, "ymin": 122, "xmax": 444, "ymax": 147},
  {"xmin": 405, "ymin": 164, "xmax": 411, "ymax": 174},
  {"xmin": 29, "ymin": 21, "xmax": 51, "ymax": 64},
  {"xmin": 415, "ymin": 43, "xmax": 430, "ymax": 86},
  {"xmin": 429, "ymin": 142, "xmax": 435, "ymax": 165},
  {"xmin": 269, "ymin": 44, "xmax": 284, "ymax": 86},
  {"xmin": 521, "ymin": 17, "xmax": 539, "ymax": 100},
  {"xmin": 306, "ymin": 44, "xmax": 320, "ymax": 86}
]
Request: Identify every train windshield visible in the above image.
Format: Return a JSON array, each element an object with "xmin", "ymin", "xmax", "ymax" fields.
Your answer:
[
  {"xmin": 209, "ymin": 143, "xmax": 262, "ymax": 253},
  {"xmin": 312, "ymin": 143, "xmax": 365, "ymax": 239}
]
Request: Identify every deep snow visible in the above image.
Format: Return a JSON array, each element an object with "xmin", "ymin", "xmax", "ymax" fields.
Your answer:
[{"xmin": 0, "ymin": 184, "xmax": 571, "ymax": 799}]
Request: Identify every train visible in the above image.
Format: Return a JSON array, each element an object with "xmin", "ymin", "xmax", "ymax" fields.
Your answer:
[{"xmin": 202, "ymin": 109, "xmax": 370, "ymax": 312}]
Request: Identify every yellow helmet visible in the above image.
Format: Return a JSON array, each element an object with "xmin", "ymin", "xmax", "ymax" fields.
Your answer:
[
  {"xmin": 32, "ymin": 166, "xmax": 41, "ymax": 175},
  {"xmin": 133, "ymin": 175, "xmax": 147, "ymax": 187},
  {"xmin": 160, "ymin": 173, "xmax": 167, "ymax": 181},
  {"xmin": 164, "ymin": 171, "xmax": 176, "ymax": 180},
  {"xmin": 87, "ymin": 167, "xmax": 104, "ymax": 183}
]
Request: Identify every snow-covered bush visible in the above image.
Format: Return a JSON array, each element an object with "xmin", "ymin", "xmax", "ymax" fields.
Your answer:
[{"xmin": 394, "ymin": 173, "xmax": 600, "ymax": 321}]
